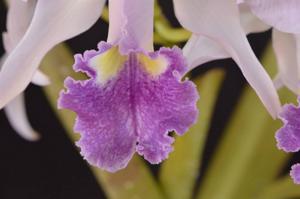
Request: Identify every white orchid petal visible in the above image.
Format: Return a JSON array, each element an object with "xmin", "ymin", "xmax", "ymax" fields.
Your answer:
[
  {"xmin": 183, "ymin": 34, "xmax": 229, "ymax": 69},
  {"xmin": 0, "ymin": 0, "xmax": 105, "ymax": 109},
  {"xmin": 6, "ymin": 0, "xmax": 36, "ymax": 51},
  {"xmin": 273, "ymin": 74, "xmax": 284, "ymax": 90},
  {"xmin": 4, "ymin": 93, "xmax": 40, "ymax": 141},
  {"xmin": 174, "ymin": 0, "xmax": 281, "ymax": 118},
  {"xmin": 239, "ymin": 3, "xmax": 270, "ymax": 34},
  {"xmin": 244, "ymin": 0, "xmax": 300, "ymax": 34},
  {"xmin": 1, "ymin": 52, "xmax": 49, "ymax": 86},
  {"xmin": 31, "ymin": 70, "xmax": 50, "ymax": 86},
  {"xmin": 272, "ymin": 29, "xmax": 300, "ymax": 94},
  {"xmin": 108, "ymin": 0, "xmax": 154, "ymax": 53},
  {"xmin": 183, "ymin": 3, "xmax": 270, "ymax": 70}
]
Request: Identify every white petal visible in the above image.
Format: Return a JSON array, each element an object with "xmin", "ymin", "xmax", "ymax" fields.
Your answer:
[
  {"xmin": 31, "ymin": 70, "xmax": 50, "ymax": 86},
  {"xmin": 4, "ymin": 93, "xmax": 40, "ymax": 141},
  {"xmin": 244, "ymin": 0, "xmax": 300, "ymax": 34},
  {"xmin": 183, "ymin": 34, "xmax": 229, "ymax": 69},
  {"xmin": 0, "ymin": 52, "xmax": 49, "ymax": 86},
  {"xmin": 107, "ymin": 0, "xmax": 154, "ymax": 53},
  {"xmin": 183, "ymin": 3, "xmax": 270, "ymax": 70},
  {"xmin": 272, "ymin": 29, "xmax": 300, "ymax": 94},
  {"xmin": 239, "ymin": 3, "xmax": 270, "ymax": 34},
  {"xmin": 5, "ymin": 0, "xmax": 37, "ymax": 52},
  {"xmin": 273, "ymin": 74, "xmax": 284, "ymax": 90},
  {"xmin": 174, "ymin": 0, "xmax": 281, "ymax": 118},
  {"xmin": 0, "ymin": 0, "xmax": 105, "ymax": 109}
]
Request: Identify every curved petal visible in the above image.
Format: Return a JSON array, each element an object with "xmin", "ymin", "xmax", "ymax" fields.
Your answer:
[
  {"xmin": 174, "ymin": 0, "xmax": 281, "ymax": 118},
  {"xmin": 244, "ymin": 0, "xmax": 300, "ymax": 34},
  {"xmin": 183, "ymin": 3, "xmax": 270, "ymax": 70},
  {"xmin": 239, "ymin": 3, "xmax": 270, "ymax": 34},
  {"xmin": 31, "ymin": 70, "xmax": 50, "ymax": 86},
  {"xmin": 107, "ymin": 0, "xmax": 154, "ymax": 54},
  {"xmin": 183, "ymin": 34, "xmax": 229, "ymax": 69},
  {"xmin": 4, "ymin": 93, "xmax": 40, "ymax": 141},
  {"xmin": 1, "ymin": 52, "xmax": 49, "ymax": 86},
  {"xmin": 5, "ymin": 0, "xmax": 36, "ymax": 52},
  {"xmin": 272, "ymin": 29, "xmax": 300, "ymax": 94},
  {"xmin": 0, "ymin": 0, "xmax": 105, "ymax": 109}
]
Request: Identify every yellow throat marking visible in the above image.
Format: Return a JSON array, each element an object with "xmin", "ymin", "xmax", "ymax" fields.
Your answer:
[
  {"xmin": 89, "ymin": 47, "xmax": 169, "ymax": 84},
  {"xmin": 89, "ymin": 47, "xmax": 128, "ymax": 84},
  {"xmin": 138, "ymin": 54, "xmax": 168, "ymax": 76}
]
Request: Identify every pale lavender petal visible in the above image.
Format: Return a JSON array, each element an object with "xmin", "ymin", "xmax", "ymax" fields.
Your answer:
[
  {"xmin": 107, "ymin": 0, "xmax": 154, "ymax": 54},
  {"xmin": 244, "ymin": 0, "xmax": 300, "ymax": 34},
  {"xmin": 4, "ymin": 93, "xmax": 40, "ymax": 141},
  {"xmin": 183, "ymin": 34, "xmax": 229, "ymax": 69},
  {"xmin": 58, "ymin": 42, "xmax": 198, "ymax": 171},
  {"xmin": 272, "ymin": 30, "xmax": 300, "ymax": 94},
  {"xmin": 276, "ymin": 99, "xmax": 300, "ymax": 152},
  {"xmin": 173, "ymin": 0, "xmax": 281, "ymax": 118},
  {"xmin": 239, "ymin": 3, "xmax": 270, "ymax": 34},
  {"xmin": 0, "ymin": 0, "xmax": 105, "ymax": 109},
  {"xmin": 291, "ymin": 164, "xmax": 300, "ymax": 184},
  {"xmin": 31, "ymin": 70, "xmax": 50, "ymax": 86},
  {"xmin": 5, "ymin": 0, "xmax": 36, "ymax": 52},
  {"xmin": 183, "ymin": 4, "xmax": 270, "ymax": 70}
]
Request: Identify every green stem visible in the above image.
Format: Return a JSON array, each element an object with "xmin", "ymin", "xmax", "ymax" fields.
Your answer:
[
  {"xmin": 41, "ymin": 44, "xmax": 165, "ymax": 199},
  {"xmin": 159, "ymin": 69, "xmax": 225, "ymax": 199}
]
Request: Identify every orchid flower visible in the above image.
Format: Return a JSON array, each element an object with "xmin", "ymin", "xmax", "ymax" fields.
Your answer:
[
  {"xmin": 240, "ymin": 0, "xmax": 300, "ymax": 185},
  {"xmin": 173, "ymin": 0, "xmax": 281, "ymax": 119},
  {"xmin": 58, "ymin": 0, "xmax": 198, "ymax": 172}
]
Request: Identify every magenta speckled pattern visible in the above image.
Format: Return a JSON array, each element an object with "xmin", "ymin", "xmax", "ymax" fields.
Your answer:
[
  {"xmin": 276, "ymin": 98, "xmax": 300, "ymax": 184},
  {"xmin": 58, "ymin": 42, "xmax": 199, "ymax": 172}
]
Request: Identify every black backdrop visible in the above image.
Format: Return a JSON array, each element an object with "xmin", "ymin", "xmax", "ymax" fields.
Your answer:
[{"xmin": 0, "ymin": 1, "xmax": 293, "ymax": 199}]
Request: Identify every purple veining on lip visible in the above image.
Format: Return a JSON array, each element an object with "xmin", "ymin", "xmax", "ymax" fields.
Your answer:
[{"xmin": 58, "ymin": 42, "xmax": 199, "ymax": 172}]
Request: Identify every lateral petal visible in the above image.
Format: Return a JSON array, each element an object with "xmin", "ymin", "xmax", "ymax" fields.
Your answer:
[
  {"xmin": 0, "ymin": 0, "xmax": 105, "ymax": 109},
  {"xmin": 4, "ymin": 93, "xmax": 39, "ymax": 141},
  {"xmin": 174, "ymin": 0, "xmax": 281, "ymax": 118}
]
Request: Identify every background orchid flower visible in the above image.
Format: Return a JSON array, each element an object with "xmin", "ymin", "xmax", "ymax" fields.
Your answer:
[
  {"xmin": 240, "ymin": 0, "xmax": 300, "ymax": 96},
  {"xmin": 172, "ymin": 0, "xmax": 281, "ymax": 119},
  {"xmin": 58, "ymin": 0, "xmax": 199, "ymax": 172},
  {"xmin": 237, "ymin": 0, "xmax": 300, "ymax": 185},
  {"xmin": 0, "ymin": 0, "xmax": 106, "ymax": 112}
]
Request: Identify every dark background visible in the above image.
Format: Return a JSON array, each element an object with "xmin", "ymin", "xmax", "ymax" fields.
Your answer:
[{"xmin": 0, "ymin": 1, "xmax": 293, "ymax": 199}]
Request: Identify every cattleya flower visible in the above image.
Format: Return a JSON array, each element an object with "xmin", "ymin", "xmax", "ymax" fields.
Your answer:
[
  {"xmin": 1, "ymin": 0, "xmax": 300, "ymax": 178},
  {"xmin": 58, "ymin": 0, "xmax": 199, "ymax": 172}
]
